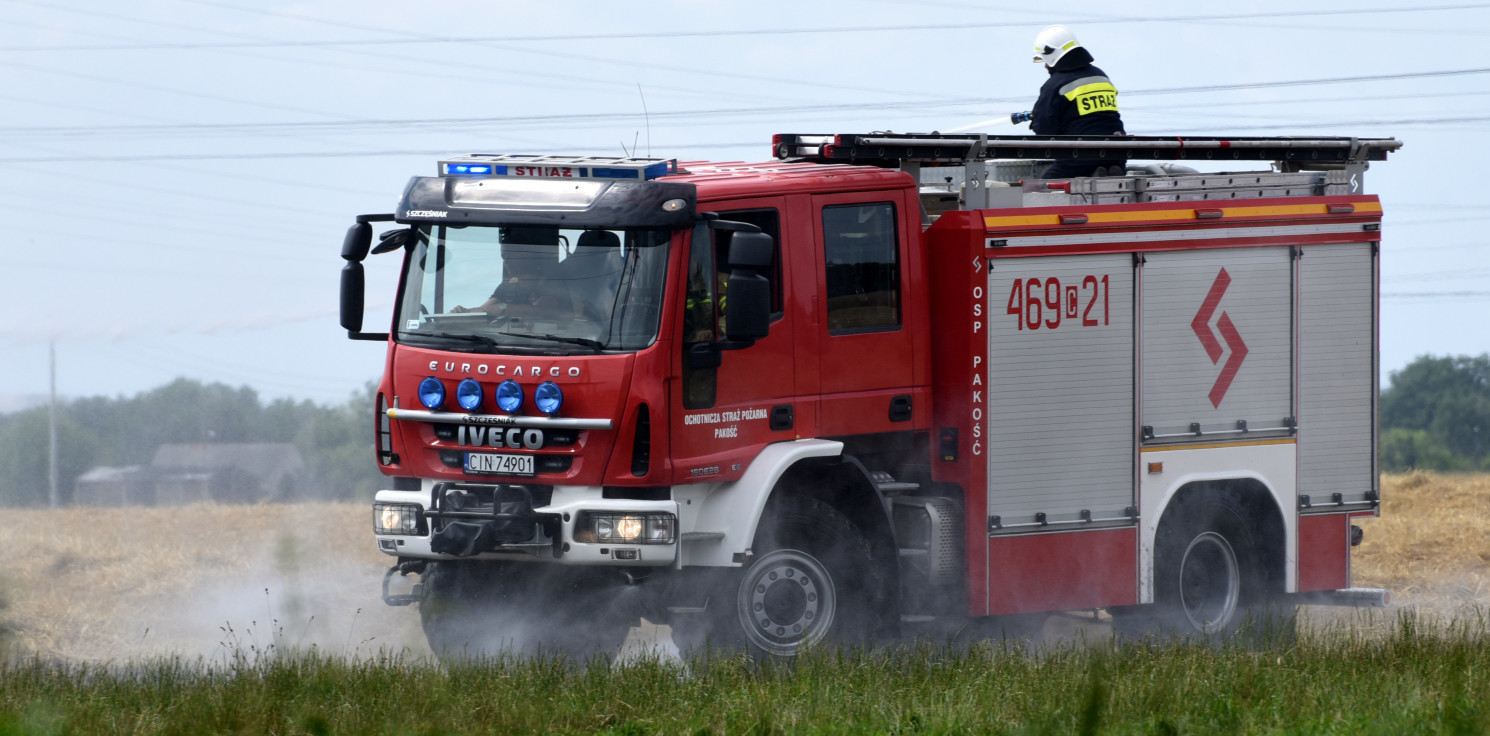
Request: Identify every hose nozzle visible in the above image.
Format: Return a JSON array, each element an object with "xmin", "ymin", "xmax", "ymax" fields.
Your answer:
[{"xmin": 1010, "ymin": 111, "xmax": 1033, "ymax": 125}]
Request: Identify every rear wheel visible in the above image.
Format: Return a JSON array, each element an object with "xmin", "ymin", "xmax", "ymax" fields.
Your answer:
[
  {"xmin": 419, "ymin": 561, "xmax": 636, "ymax": 663},
  {"xmin": 1112, "ymin": 495, "xmax": 1290, "ymax": 641}
]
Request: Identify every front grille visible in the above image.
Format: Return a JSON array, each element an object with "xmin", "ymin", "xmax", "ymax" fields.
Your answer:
[{"xmin": 431, "ymin": 423, "xmax": 578, "ymax": 447}]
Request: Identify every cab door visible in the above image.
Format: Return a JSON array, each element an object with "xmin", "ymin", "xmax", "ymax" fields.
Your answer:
[
  {"xmin": 669, "ymin": 198, "xmax": 797, "ymax": 481},
  {"xmin": 811, "ymin": 191, "xmax": 918, "ymax": 436}
]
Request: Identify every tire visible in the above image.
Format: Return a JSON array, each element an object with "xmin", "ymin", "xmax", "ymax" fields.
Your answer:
[
  {"xmin": 672, "ymin": 497, "xmax": 889, "ymax": 662},
  {"xmin": 1113, "ymin": 494, "xmax": 1288, "ymax": 642},
  {"xmin": 419, "ymin": 561, "xmax": 636, "ymax": 663}
]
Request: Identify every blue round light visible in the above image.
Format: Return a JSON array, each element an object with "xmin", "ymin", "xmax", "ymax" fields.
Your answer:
[
  {"xmin": 418, "ymin": 377, "xmax": 445, "ymax": 410},
  {"xmin": 495, "ymin": 380, "xmax": 524, "ymax": 413},
  {"xmin": 455, "ymin": 378, "xmax": 483, "ymax": 412},
  {"xmin": 534, "ymin": 381, "xmax": 563, "ymax": 415}
]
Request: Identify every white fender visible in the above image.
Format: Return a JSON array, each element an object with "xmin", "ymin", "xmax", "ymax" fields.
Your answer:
[
  {"xmin": 674, "ymin": 438, "xmax": 845, "ymax": 567},
  {"xmin": 1137, "ymin": 442, "xmax": 1298, "ymax": 603}
]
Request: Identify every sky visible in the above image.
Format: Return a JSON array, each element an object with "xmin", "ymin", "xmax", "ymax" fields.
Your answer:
[{"xmin": 1, "ymin": 0, "xmax": 1487, "ymax": 411}]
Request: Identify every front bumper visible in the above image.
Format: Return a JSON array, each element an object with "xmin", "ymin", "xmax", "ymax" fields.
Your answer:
[{"xmin": 374, "ymin": 483, "xmax": 677, "ymax": 567}]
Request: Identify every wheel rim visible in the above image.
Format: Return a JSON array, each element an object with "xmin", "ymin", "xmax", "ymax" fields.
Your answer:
[
  {"xmin": 1178, "ymin": 531, "xmax": 1240, "ymax": 635},
  {"xmin": 737, "ymin": 549, "xmax": 836, "ymax": 656}
]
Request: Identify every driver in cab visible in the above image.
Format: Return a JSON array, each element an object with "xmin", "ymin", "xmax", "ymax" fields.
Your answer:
[{"xmin": 450, "ymin": 246, "xmax": 568, "ymax": 317}]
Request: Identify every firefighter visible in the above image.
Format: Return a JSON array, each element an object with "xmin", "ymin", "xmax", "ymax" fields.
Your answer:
[{"xmin": 1028, "ymin": 24, "xmax": 1127, "ymax": 178}]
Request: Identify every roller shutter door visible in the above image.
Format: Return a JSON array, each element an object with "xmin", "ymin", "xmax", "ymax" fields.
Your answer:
[
  {"xmin": 1141, "ymin": 247, "xmax": 1294, "ymax": 440},
  {"xmin": 1298, "ymin": 242, "xmax": 1377, "ymax": 504},
  {"xmin": 984, "ymin": 254, "xmax": 1135, "ymax": 527}
]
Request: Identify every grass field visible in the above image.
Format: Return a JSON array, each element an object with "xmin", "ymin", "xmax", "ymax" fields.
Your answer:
[{"xmin": 1, "ymin": 473, "xmax": 1488, "ymax": 734}]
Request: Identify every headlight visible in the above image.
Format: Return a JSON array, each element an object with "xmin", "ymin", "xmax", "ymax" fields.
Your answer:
[
  {"xmin": 374, "ymin": 502, "xmax": 425, "ymax": 535},
  {"xmin": 574, "ymin": 512, "xmax": 675, "ymax": 545},
  {"xmin": 495, "ymin": 379, "xmax": 523, "ymax": 413},
  {"xmin": 455, "ymin": 378, "xmax": 483, "ymax": 411},
  {"xmin": 418, "ymin": 377, "xmax": 445, "ymax": 410}
]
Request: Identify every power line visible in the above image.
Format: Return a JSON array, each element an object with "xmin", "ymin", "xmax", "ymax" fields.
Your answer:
[
  {"xmin": 21, "ymin": 104, "xmax": 1490, "ymax": 164},
  {"xmin": 7, "ymin": 3, "xmax": 1489, "ymax": 51},
  {"xmin": 5, "ymin": 66, "xmax": 1483, "ymax": 141},
  {"xmin": 4, "ymin": 0, "xmax": 806, "ymax": 116}
]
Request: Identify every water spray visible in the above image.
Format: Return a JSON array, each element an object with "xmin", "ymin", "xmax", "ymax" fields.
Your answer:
[{"xmin": 942, "ymin": 111, "xmax": 1032, "ymax": 135}]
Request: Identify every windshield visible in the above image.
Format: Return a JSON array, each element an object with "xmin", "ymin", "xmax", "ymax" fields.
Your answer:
[{"xmin": 396, "ymin": 224, "xmax": 671, "ymax": 353}]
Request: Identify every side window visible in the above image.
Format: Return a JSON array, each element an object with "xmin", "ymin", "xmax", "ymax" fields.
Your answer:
[
  {"xmin": 681, "ymin": 208, "xmax": 783, "ymax": 410},
  {"xmin": 823, "ymin": 202, "xmax": 900, "ymax": 333},
  {"xmin": 713, "ymin": 209, "xmax": 783, "ymax": 316},
  {"xmin": 682, "ymin": 221, "xmax": 718, "ymax": 409}
]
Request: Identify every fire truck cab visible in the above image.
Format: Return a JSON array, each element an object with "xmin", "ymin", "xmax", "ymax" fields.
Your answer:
[{"xmin": 341, "ymin": 134, "xmax": 1400, "ymax": 659}]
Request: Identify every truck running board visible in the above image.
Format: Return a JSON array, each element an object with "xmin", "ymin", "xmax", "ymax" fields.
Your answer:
[{"xmin": 1286, "ymin": 587, "xmax": 1392, "ymax": 608}]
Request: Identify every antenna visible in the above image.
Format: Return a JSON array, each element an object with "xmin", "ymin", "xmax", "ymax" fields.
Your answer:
[{"xmin": 637, "ymin": 84, "xmax": 651, "ymax": 157}]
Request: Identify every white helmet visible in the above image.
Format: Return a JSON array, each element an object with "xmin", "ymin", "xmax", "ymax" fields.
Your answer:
[{"xmin": 1033, "ymin": 25, "xmax": 1081, "ymax": 68}]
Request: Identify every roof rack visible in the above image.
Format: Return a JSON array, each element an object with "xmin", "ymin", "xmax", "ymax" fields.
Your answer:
[{"xmin": 773, "ymin": 133, "xmax": 1402, "ymax": 168}]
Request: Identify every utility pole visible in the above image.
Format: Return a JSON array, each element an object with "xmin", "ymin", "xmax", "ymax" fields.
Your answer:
[{"xmin": 49, "ymin": 341, "xmax": 59, "ymax": 508}]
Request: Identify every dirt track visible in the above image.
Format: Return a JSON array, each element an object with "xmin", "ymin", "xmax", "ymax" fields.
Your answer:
[{"xmin": 1, "ymin": 473, "xmax": 1485, "ymax": 661}]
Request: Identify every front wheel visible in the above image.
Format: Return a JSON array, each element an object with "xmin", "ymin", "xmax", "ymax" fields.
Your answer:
[
  {"xmin": 419, "ymin": 561, "xmax": 636, "ymax": 663},
  {"xmin": 674, "ymin": 497, "xmax": 890, "ymax": 661}
]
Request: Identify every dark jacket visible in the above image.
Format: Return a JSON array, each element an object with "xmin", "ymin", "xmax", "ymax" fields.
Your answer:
[{"xmin": 1031, "ymin": 47, "xmax": 1124, "ymax": 137}]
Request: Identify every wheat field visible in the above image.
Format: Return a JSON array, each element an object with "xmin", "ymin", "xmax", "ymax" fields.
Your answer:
[{"xmin": 1, "ymin": 473, "xmax": 1486, "ymax": 662}]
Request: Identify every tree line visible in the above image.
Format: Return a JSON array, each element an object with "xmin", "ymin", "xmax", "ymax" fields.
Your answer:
[
  {"xmin": 1381, "ymin": 354, "xmax": 1490, "ymax": 472},
  {"xmin": 0, "ymin": 352, "xmax": 1485, "ymax": 505},
  {"xmin": 0, "ymin": 378, "xmax": 383, "ymax": 506}
]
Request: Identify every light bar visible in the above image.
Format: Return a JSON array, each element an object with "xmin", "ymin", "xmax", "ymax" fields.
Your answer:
[{"xmin": 439, "ymin": 155, "xmax": 674, "ymax": 181}]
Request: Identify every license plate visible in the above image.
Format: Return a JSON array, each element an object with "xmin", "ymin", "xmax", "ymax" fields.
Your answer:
[{"xmin": 464, "ymin": 452, "xmax": 535, "ymax": 476}]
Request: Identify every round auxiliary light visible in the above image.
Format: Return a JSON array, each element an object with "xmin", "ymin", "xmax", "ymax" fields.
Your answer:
[
  {"xmin": 455, "ymin": 378, "xmax": 483, "ymax": 412},
  {"xmin": 495, "ymin": 379, "xmax": 524, "ymax": 413},
  {"xmin": 661, "ymin": 198, "xmax": 687, "ymax": 213},
  {"xmin": 534, "ymin": 381, "xmax": 564, "ymax": 415},
  {"xmin": 417, "ymin": 377, "xmax": 445, "ymax": 410}
]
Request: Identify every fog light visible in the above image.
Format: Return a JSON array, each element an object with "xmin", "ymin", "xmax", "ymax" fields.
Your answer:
[
  {"xmin": 374, "ymin": 502, "xmax": 425, "ymax": 535},
  {"xmin": 574, "ymin": 511, "xmax": 676, "ymax": 544}
]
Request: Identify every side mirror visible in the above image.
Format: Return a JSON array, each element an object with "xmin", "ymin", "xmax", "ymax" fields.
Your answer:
[
  {"xmin": 340, "ymin": 261, "xmax": 365, "ymax": 333},
  {"xmin": 727, "ymin": 231, "xmax": 772, "ymax": 270},
  {"xmin": 723, "ymin": 231, "xmax": 773, "ymax": 343},
  {"xmin": 724, "ymin": 272, "xmax": 769, "ymax": 342},
  {"xmin": 342, "ymin": 222, "xmax": 372, "ymax": 262},
  {"xmin": 372, "ymin": 228, "xmax": 413, "ymax": 254}
]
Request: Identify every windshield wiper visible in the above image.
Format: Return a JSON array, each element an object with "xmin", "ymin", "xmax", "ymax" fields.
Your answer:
[
  {"xmin": 427, "ymin": 331, "xmax": 499, "ymax": 351},
  {"xmin": 496, "ymin": 331, "xmax": 605, "ymax": 352}
]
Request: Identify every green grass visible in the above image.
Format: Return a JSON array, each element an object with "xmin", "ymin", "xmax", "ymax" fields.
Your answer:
[{"xmin": 2, "ymin": 613, "xmax": 1488, "ymax": 735}]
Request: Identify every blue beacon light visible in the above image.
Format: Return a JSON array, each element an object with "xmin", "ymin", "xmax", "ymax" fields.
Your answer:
[
  {"xmin": 455, "ymin": 378, "xmax": 483, "ymax": 412},
  {"xmin": 495, "ymin": 380, "xmax": 524, "ymax": 413},
  {"xmin": 534, "ymin": 381, "xmax": 564, "ymax": 415},
  {"xmin": 418, "ymin": 377, "xmax": 446, "ymax": 409}
]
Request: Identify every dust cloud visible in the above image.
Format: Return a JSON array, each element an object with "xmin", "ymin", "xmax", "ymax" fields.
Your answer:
[
  {"xmin": 2, "ymin": 503, "xmax": 426, "ymax": 663},
  {"xmin": 2, "ymin": 473, "xmax": 1486, "ymax": 665}
]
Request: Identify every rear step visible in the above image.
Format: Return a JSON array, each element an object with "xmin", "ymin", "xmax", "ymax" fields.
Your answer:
[{"xmin": 870, "ymin": 470, "xmax": 919, "ymax": 496}]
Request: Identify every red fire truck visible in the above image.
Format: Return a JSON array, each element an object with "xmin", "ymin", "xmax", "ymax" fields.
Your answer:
[{"xmin": 340, "ymin": 133, "xmax": 1400, "ymax": 659}]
